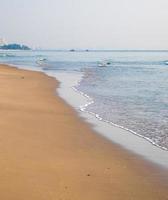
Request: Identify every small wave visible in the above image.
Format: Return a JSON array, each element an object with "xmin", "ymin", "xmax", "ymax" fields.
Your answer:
[{"xmin": 72, "ymin": 76, "xmax": 168, "ymax": 152}]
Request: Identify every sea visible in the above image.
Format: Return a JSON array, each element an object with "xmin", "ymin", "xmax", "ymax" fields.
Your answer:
[{"xmin": 1, "ymin": 50, "xmax": 168, "ymax": 155}]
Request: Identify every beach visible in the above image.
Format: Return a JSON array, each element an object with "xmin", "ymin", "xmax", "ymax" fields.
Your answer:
[{"xmin": 0, "ymin": 64, "xmax": 168, "ymax": 200}]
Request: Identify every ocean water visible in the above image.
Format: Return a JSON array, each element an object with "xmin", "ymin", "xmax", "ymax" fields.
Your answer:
[{"xmin": 1, "ymin": 50, "xmax": 168, "ymax": 151}]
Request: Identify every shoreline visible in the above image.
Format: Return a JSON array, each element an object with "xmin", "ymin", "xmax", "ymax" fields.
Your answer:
[
  {"xmin": 2, "ymin": 57, "xmax": 168, "ymax": 153},
  {"xmin": 52, "ymin": 71, "xmax": 168, "ymax": 168},
  {"xmin": 0, "ymin": 64, "xmax": 168, "ymax": 199},
  {"xmin": 2, "ymin": 62, "xmax": 168, "ymax": 168}
]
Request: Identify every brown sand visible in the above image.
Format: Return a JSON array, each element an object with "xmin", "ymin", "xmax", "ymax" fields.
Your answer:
[{"xmin": 0, "ymin": 64, "xmax": 168, "ymax": 200}]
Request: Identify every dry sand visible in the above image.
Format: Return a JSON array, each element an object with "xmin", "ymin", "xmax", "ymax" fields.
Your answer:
[{"xmin": 0, "ymin": 64, "xmax": 168, "ymax": 200}]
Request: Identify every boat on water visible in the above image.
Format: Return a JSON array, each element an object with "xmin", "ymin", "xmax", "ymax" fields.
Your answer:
[
  {"xmin": 98, "ymin": 60, "xmax": 111, "ymax": 67},
  {"xmin": 39, "ymin": 58, "xmax": 47, "ymax": 61},
  {"xmin": 36, "ymin": 57, "xmax": 47, "ymax": 66},
  {"xmin": 98, "ymin": 62, "xmax": 107, "ymax": 67}
]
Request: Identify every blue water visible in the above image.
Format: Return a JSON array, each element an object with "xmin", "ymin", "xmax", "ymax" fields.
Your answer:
[{"xmin": 1, "ymin": 50, "xmax": 168, "ymax": 150}]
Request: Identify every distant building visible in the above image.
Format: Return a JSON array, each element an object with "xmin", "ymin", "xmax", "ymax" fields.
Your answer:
[{"xmin": 0, "ymin": 38, "xmax": 7, "ymax": 46}]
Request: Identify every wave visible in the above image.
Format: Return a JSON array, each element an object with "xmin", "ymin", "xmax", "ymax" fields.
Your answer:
[{"xmin": 72, "ymin": 74, "xmax": 168, "ymax": 152}]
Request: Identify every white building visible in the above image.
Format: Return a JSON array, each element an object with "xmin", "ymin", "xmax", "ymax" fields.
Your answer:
[{"xmin": 0, "ymin": 38, "xmax": 7, "ymax": 46}]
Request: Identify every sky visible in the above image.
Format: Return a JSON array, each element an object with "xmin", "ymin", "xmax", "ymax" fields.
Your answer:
[{"xmin": 0, "ymin": 0, "xmax": 168, "ymax": 49}]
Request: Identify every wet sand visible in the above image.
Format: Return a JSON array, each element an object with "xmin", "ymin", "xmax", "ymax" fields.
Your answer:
[{"xmin": 0, "ymin": 64, "xmax": 168, "ymax": 200}]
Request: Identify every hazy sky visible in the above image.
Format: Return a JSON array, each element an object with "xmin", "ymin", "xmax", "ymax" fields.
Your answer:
[{"xmin": 0, "ymin": 0, "xmax": 168, "ymax": 49}]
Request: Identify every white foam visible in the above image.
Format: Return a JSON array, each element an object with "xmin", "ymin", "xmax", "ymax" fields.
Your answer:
[{"xmin": 71, "ymin": 73, "xmax": 168, "ymax": 152}]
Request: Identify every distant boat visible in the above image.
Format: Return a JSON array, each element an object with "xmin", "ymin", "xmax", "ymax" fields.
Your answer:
[
  {"xmin": 70, "ymin": 49, "xmax": 75, "ymax": 52},
  {"xmin": 98, "ymin": 60, "xmax": 111, "ymax": 67},
  {"xmin": 98, "ymin": 62, "xmax": 107, "ymax": 67},
  {"xmin": 39, "ymin": 58, "xmax": 47, "ymax": 61},
  {"xmin": 36, "ymin": 57, "xmax": 47, "ymax": 66}
]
